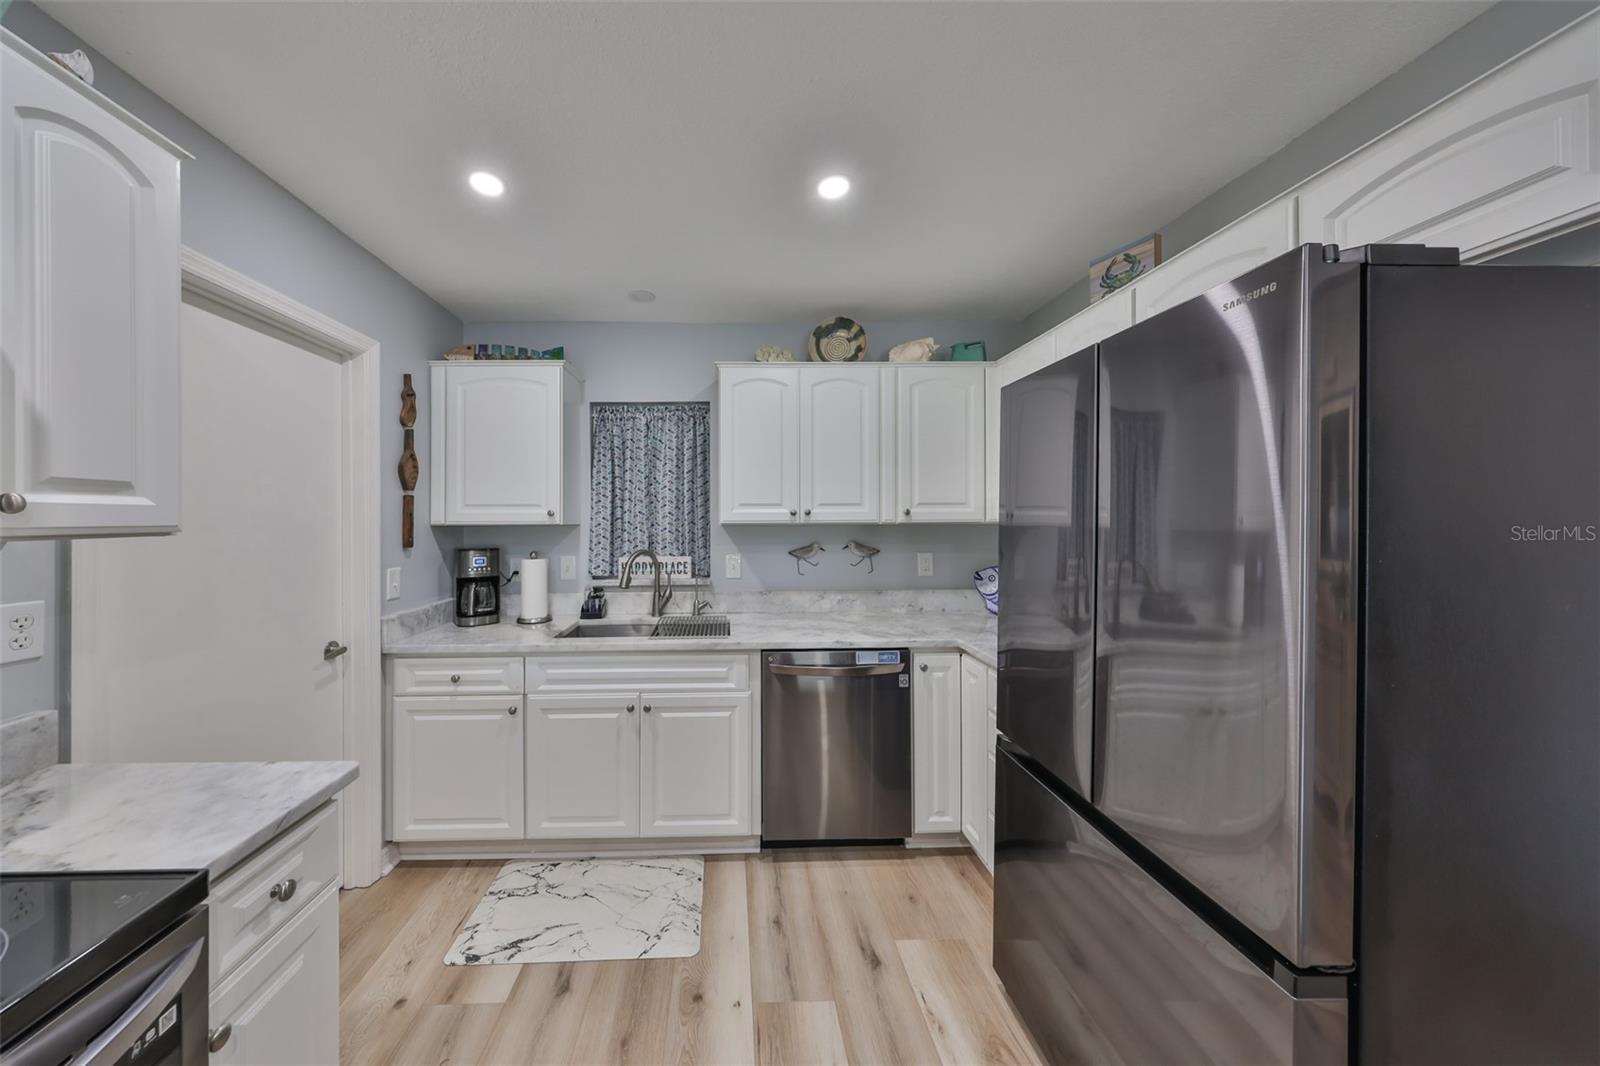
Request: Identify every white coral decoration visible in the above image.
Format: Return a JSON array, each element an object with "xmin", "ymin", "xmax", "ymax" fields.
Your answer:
[
  {"xmin": 754, "ymin": 344, "xmax": 795, "ymax": 362},
  {"xmin": 888, "ymin": 337, "xmax": 937, "ymax": 362},
  {"xmin": 47, "ymin": 50, "xmax": 95, "ymax": 85}
]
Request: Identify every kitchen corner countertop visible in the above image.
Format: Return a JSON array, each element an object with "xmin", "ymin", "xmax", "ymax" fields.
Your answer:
[
  {"xmin": 385, "ymin": 610, "xmax": 999, "ymax": 669},
  {"xmin": 0, "ymin": 761, "xmax": 358, "ymax": 880}
]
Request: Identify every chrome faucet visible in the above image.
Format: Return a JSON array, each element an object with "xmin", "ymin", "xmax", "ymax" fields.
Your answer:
[
  {"xmin": 693, "ymin": 597, "xmax": 713, "ymax": 616},
  {"xmin": 618, "ymin": 547, "xmax": 673, "ymax": 616}
]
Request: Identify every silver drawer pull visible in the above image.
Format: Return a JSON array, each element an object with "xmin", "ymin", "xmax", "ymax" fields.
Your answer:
[
  {"xmin": 450, "ymin": 674, "xmax": 462, "ymax": 683},
  {"xmin": 269, "ymin": 878, "xmax": 298, "ymax": 902},
  {"xmin": 209, "ymin": 1025, "xmax": 233, "ymax": 1053},
  {"xmin": 0, "ymin": 492, "xmax": 26, "ymax": 514}
]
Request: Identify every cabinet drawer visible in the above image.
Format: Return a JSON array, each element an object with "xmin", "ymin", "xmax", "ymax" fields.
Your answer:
[
  {"xmin": 391, "ymin": 656, "xmax": 523, "ymax": 695},
  {"xmin": 526, "ymin": 654, "xmax": 749, "ymax": 695},
  {"xmin": 208, "ymin": 802, "xmax": 340, "ymax": 986}
]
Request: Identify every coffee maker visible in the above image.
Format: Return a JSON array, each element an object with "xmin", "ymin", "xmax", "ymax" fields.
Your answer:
[{"xmin": 454, "ymin": 547, "xmax": 501, "ymax": 627}]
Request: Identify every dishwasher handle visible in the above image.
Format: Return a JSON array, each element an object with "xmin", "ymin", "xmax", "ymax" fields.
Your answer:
[{"xmin": 767, "ymin": 662, "xmax": 905, "ymax": 678}]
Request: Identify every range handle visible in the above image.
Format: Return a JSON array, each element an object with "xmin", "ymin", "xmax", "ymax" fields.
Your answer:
[
  {"xmin": 1091, "ymin": 652, "xmax": 1111, "ymax": 807},
  {"xmin": 767, "ymin": 663, "xmax": 904, "ymax": 679}
]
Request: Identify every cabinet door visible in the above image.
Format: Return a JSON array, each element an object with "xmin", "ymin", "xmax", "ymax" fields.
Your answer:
[
  {"xmin": 391, "ymin": 697, "xmax": 524, "ymax": 841},
  {"xmin": 718, "ymin": 366, "xmax": 799, "ymax": 522},
  {"xmin": 799, "ymin": 367, "xmax": 880, "ymax": 522},
  {"xmin": 440, "ymin": 364, "xmax": 563, "ymax": 524},
  {"xmin": 639, "ymin": 692, "xmax": 751, "ymax": 837},
  {"xmin": 1131, "ymin": 200, "xmax": 1297, "ymax": 323},
  {"xmin": 1299, "ymin": 17, "xmax": 1600, "ymax": 261},
  {"xmin": 208, "ymin": 886, "xmax": 338, "ymax": 1066},
  {"xmin": 0, "ymin": 47, "xmax": 182, "ymax": 537},
  {"xmin": 912, "ymin": 653, "xmax": 962, "ymax": 834},
  {"xmin": 959, "ymin": 656, "xmax": 988, "ymax": 856},
  {"xmin": 896, "ymin": 366, "xmax": 986, "ymax": 522},
  {"xmin": 525, "ymin": 693, "xmax": 639, "ymax": 837}
]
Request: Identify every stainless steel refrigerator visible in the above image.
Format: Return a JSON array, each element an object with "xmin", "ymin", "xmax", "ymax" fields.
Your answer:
[{"xmin": 994, "ymin": 243, "xmax": 1599, "ymax": 1064}]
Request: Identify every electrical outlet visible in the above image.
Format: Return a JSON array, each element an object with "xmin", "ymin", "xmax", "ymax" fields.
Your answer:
[
  {"xmin": 725, "ymin": 554, "xmax": 742, "ymax": 579},
  {"xmin": 1, "ymin": 601, "xmax": 44, "ymax": 664},
  {"xmin": 560, "ymin": 556, "xmax": 577, "ymax": 580},
  {"xmin": 916, "ymin": 552, "xmax": 934, "ymax": 577},
  {"xmin": 385, "ymin": 567, "xmax": 402, "ymax": 601}
]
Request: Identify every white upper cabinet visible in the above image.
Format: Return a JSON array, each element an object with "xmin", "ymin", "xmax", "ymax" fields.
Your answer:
[
  {"xmin": 1001, "ymin": 371, "xmax": 1080, "ymax": 526},
  {"xmin": 718, "ymin": 365, "xmax": 800, "ymax": 523},
  {"xmin": 1132, "ymin": 199, "xmax": 1299, "ymax": 323},
  {"xmin": 430, "ymin": 362, "xmax": 581, "ymax": 525},
  {"xmin": 0, "ymin": 30, "xmax": 187, "ymax": 539},
  {"xmin": 799, "ymin": 366, "xmax": 882, "ymax": 523},
  {"xmin": 896, "ymin": 365, "xmax": 986, "ymax": 522},
  {"xmin": 1300, "ymin": 15, "xmax": 1600, "ymax": 261}
]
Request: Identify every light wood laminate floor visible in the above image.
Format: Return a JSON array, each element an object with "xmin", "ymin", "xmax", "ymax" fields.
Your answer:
[{"xmin": 338, "ymin": 849, "xmax": 1043, "ymax": 1065}]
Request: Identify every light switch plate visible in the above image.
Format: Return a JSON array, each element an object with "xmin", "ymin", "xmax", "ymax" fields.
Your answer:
[
  {"xmin": 725, "ymin": 554, "xmax": 742, "ymax": 579},
  {"xmin": 385, "ymin": 567, "xmax": 402, "ymax": 601},
  {"xmin": 1, "ymin": 601, "xmax": 44, "ymax": 664},
  {"xmin": 560, "ymin": 556, "xmax": 577, "ymax": 580},
  {"xmin": 916, "ymin": 553, "xmax": 934, "ymax": 577}
]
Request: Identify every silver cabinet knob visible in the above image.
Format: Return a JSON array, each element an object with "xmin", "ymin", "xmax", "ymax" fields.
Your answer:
[
  {"xmin": 920, "ymin": 663, "xmax": 929, "ymax": 672},
  {"xmin": 0, "ymin": 493, "xmax": 25, "ymax": 515},
  {"xmin": 269, "ymin": 878, "xmax": 297, "ymax": 902},
  {"xmin": 450, "ymin": 674, "xmax": 462, "ymax": 683},
  {"xmin": 789, "ymin": 509, "xmax": 797, "ymax": 517},
  {"xmin": 904, "ymin": 508, "xmax": 912, "ymax": 516},
  {"xmin": 804, "ymin": 509, "xmax": 812, "ymax": 516},
  {"xmin": 627, "ymin": 704, "xmax": 636, "ymax": 713},
  {"xmin": 508, "ymin": 705, "xmax": 518, "ymax": 715},
  {"xmin": 643, "ymin": 704, "xmax": 653, "ymax": 713},
  {"xmin": 323, "ymin": 640, "xmax": 348, "ymax": 661},
  {"xmin": 547, "ymin": 509, "xmax": 555, "ymax": 517},
  {"xmin": 209, "ymin": 1025, "xmax": 233, "ymax": 1053}
]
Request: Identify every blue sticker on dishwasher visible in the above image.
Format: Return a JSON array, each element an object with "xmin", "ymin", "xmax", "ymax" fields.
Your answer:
[{"xmin": 855, "ymin": 651, "xmax": 901, "ymax": 665}]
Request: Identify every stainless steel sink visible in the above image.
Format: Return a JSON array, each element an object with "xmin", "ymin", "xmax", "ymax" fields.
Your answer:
[
  {"xmin": 554, "ymin": 615, "xmax": 731, "ymax": 639},
  {"xmin": 555, "ymin": 622, "xmax": 659, "ymax": 638}
]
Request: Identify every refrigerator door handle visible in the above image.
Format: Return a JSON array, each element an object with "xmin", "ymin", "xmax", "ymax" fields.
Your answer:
[{"xmin": 1091, "ymin": 652, "xmax": 1110, "ymax": 806}]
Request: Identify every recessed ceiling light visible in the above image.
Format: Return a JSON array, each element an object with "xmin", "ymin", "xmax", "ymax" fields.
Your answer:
[
  {"xmin": 817, "ymin": 175, "xmax": 851, "ymax": 201},
  {"xmin": 468, "ymin": 170, "xmax": 505, "ymax": 198},
  {"xmin": 628, "ymin": 289, "xmax": 657, "ymax": 303}
]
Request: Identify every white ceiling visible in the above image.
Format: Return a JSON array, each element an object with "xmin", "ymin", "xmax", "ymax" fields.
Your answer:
[{"xmin": 46, "ymin": 1, "xmax": 1489, "ymax": 323}]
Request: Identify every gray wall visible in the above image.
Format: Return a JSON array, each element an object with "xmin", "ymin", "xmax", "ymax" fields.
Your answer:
[
  {"xmin": 1020, "ymin": 0, "xmax": 1600, "ymax": 340},
  {"xmin": 0, "ymin": 3, "xmax": 464, "ymax": 741},
  {"xmin": 462, "ymin": 319, "xmax": 1021, "ymax": 592}
]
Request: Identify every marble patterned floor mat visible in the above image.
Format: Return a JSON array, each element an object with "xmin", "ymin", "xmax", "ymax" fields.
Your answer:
[{"xmin": 444, "ymin": 857, "xmax": 703, "ymax": 965}]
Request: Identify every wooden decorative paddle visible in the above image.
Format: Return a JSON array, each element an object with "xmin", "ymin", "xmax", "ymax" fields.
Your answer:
[
  {"xmin": 398, "ymin": 428, "xmax": 418, "ymax": 491},
  {"xmin": 399, "ymin": 373, "xmax": 416, "ymax": 427},
  {"xmin": 401, "ymin": 495, "xmax": 414, "ymax": 549}
]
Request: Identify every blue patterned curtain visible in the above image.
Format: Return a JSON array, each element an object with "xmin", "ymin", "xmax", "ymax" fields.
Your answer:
[{"xmin": 588, "ymin": 403, "xmax": 711, "ymax": 578}]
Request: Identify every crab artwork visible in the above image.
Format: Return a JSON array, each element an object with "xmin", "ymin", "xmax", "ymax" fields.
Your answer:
[{"xmin": 1098, "ymin": 251, "xmax": 1148, "ymax": 295}]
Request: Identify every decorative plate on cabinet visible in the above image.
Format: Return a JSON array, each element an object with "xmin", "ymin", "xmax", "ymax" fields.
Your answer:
[{"xmin": 808, "ymin": 317, "xmax": 868, "ymax": 362}]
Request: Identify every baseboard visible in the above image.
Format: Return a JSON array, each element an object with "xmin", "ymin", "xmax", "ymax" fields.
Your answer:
[
  {"xmin": 904, "ymin": 833, "xmax": 967, "ymax": 849},
  {"xmin": 395, "ymin": 836, "xmax": 763, "ymax": 862}
]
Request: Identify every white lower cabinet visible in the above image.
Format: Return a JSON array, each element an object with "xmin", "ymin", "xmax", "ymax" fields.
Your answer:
[
  {"xmin": 912, "ymin": 652, "xmax": 962, "ymax": 834},
  {"xmin": 524, "ymin": 694, "xmax": 640, "ymax": 838},
  {"xmin": 390, "ymin": 696, "xmax": 524, "ymax": 841},
  {"xmin": 639, "ymin": 692, "xmax": 752, "ymax": 837},
  {"xmin": 959, "ymin": 656, "xmax": 989, "ymax": 861},
  {"xmin": 208, "ymin": 886, "xmax": 338, "ymax": 1066}
]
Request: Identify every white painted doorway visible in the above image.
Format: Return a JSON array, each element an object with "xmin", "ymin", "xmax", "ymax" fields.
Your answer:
[{"xmin": 71, "ymin": 250, "xmax": 384, "ymax": 886}]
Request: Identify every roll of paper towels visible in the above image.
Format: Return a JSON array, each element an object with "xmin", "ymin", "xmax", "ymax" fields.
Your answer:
[{"xmin": 516, "ymin": 554, "xmax": 550, "ymax": 624}]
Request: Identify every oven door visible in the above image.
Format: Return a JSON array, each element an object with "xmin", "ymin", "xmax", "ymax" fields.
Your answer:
[{"xmin": 3, "ymin": 907, "xmax": 208, "ymax": 1066}]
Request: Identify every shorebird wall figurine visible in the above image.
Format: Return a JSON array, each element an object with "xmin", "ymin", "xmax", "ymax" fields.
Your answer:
[
  {"xmin": 841, "ymin": 540, "xmax": 880, "ymax": 573},
  {"xmin": 788, "ymin": 542, "xmax": 826, "ymax": 575}
]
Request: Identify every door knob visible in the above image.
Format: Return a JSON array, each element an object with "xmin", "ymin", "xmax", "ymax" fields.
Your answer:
[
  {"xmin": 0, "ymin": 493, "xmax": 25, "ymax": 514},
  {"xmin": 208, "ymin": 1025, "xmax": 233, "ymax": 1053},
  {"xmin": 323, "ymin": 640, "xmax": 348, "ymax": 660}
]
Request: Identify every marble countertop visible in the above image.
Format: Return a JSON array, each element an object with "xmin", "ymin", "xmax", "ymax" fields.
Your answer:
[
  {"xmin": 0, "ymin": 761, "xmax": 358, "ymax": 880},
  {"xmin": 386, "ymin": 609, "xmax": 999, "ymax": 668}
]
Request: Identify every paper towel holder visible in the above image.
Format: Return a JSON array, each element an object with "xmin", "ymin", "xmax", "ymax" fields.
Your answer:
[{"xmin": 515, "ymin": 550, "xmax": 553, "ymax": 626}]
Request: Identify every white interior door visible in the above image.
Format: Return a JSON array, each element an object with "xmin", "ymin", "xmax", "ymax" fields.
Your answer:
[{"xmin": 72, "ymin": 297, "xmax": 346, "ymax": 763}]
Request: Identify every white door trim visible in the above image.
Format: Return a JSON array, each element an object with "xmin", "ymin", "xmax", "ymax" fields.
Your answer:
[{"xmin": 71, "ymin": 248, "xmax": 385, "ymax": 888}]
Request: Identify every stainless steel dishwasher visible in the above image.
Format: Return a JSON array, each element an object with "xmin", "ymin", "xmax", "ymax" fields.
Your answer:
[{"xmin": 761, "ymin": 649, "xmax": 912, "ymax": 843}]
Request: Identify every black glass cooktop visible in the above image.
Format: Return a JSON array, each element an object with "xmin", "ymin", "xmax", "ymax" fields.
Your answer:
[{"xmin": 0, "ymin": 871, "xmax": 206, "ymax": 1046}]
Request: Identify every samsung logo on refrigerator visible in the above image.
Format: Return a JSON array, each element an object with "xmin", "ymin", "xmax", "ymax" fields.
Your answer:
[{"xmin": 1222, "ymin": 281, "xmax": 1278, "ymax": 310}]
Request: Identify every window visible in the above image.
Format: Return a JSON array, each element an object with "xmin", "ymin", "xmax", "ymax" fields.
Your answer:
[{"xmin": 588, "ymin": 402, "xmax": 711, "ymax": 579}]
